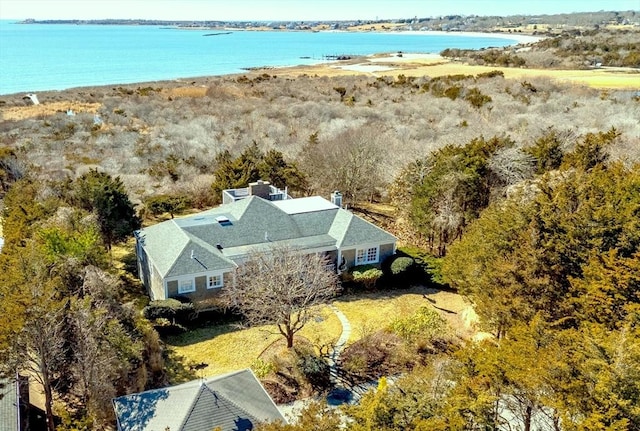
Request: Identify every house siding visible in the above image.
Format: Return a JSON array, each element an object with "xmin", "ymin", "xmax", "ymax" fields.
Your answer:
[
  {"xmin": 150, "ymin": 266, "xmax": 165, "ymax": 300},
  {"xmin": 167, "ymin": 272, "xmax": 232, "ymax": 301},
  {"xmin": 167, "ymin": 280, "xmax": 179, "ymax": 297},
  {"xmin": 342, "ymin": 249, "xmax": 356, "ymax": 268},
  {"xmin": 380, "ymin": 243, "xmax": 395, "ymax": 264},
  {"xmin": 343, "ymin": 243, "xmax": 396, "ymax": 269},
  {"xmin": 195, "ymin": 276, "xmax": 207, "ymax": 290}
]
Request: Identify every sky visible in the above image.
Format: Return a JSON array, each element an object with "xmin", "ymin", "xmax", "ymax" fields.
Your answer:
[{"xmin": 0, "ymin": 0, "xmax": 638, "ymax": 21}]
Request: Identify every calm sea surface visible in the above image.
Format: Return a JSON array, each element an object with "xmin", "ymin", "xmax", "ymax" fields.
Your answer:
[{"xmin": 0, "ymin": 20, "xmax": 519, "ymax": 95}]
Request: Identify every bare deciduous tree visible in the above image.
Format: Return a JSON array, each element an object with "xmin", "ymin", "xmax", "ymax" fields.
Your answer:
[
  {"xmin": 222, "ymin": 247, "xmax": 340, "ymax": 348},
  {"xmin": 69, "ymin": 297, "xmax": 119, "ymax": 424},
  {"xmin": 488, "ymin": 146, "xmax": 536, "ymax": 189},
  {"xmin": 301, "ymin": 124, "xmax": 386, "ymax": 203}
]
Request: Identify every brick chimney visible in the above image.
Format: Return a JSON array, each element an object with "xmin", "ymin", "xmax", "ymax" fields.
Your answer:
[{"xmin": 249, "ymin": 180, "xmax": 271, "ymax": 199}]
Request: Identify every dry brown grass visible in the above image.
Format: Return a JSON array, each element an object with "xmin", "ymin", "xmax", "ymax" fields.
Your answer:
[
  {"xmin": 165, "ymin": 305, "xmax": 341, "ymax": 376},
  {"xmin": 164, "ymin": 86, "xmax": 209, "ymax": 98},
  {"xmin": 0, "ymin": 101, "xmax": 101, "ymax": 121},
  {"xmin": 162, "ymin": 285, "xmax": 475, "ymax": 377},
  {"xmin": 334, "ymin": 286, "xmax": 474, "ymax": 344},
  {"xmin": 273, "ymin": 55, "xmax": 640, "ymax": 89}
]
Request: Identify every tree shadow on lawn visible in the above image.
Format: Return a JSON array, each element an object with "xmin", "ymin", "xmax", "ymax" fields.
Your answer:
[
  {"xmin": 164, "ymin": 322, "xmax": 242, "ymax": 347},
  {"xmin": 162, "ymin": 348, "xmax": 198, "ymax": 384},
  {"xmin": 336, "ymin": 284, "xmax": 448, "ymax": 304}
]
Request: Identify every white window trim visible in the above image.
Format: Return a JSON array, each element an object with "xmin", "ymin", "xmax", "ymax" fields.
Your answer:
[
  {"xmin": 178, "ymin": 278, "xmax": 195, "ymax": 294},
  {"xmin": 355, "ymin": 245, "xmax": 380, "ymax": 265},
  {"xmin": 207, "ymin": 274, "xmax": 224, "ymax": 289}
]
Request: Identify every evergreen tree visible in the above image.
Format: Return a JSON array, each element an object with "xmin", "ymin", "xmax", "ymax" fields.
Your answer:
[
  {"xmin": 211, "ymin": 142, "xmax": 308, "ymax": 201},
  {"xmin": 66, "ymin": 169, "xmax": 140, "ymax": 250}
]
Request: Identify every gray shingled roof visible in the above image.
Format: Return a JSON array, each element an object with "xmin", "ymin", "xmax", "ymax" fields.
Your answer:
[
  {"xmin": 113, "ymin": 369, "xmax": 285, "ymax": 431},
  {"xmin": 331, "ymin": 210, "xmax": 396, "ymax": 248},
  {"xmin": 179, "ymin": 196, "xmax": 303, "ymax": 248},
  {"xmin": 0, "ymin": 378, "xmax": 19, "ymax": 431},
  {"xmin": 165, "ymin": 236, "xmax": 237, "ymax": 278},
  {"xmin": 139, "ymin": 195, "xmax": 396, "ymax": 279}
]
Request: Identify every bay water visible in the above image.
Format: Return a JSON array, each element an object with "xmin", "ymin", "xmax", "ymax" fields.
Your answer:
[{"xmin": 0, "ymin": 20, "xmax": 520, "ymax": 95}]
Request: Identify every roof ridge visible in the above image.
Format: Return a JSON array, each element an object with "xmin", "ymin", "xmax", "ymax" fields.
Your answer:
[
  {"xmin": 177, "ymin": 384, "xmax": 207, "ymax": 431},
  {"xmin": 178, "ymin": 381, "xmax": 260, "ymax": 431},
  {"xmin": 202, "ymin": 383, "xmax": 261, "ymax": 425},
  {"xmin": 330, "ymin": 209, "xmax": 354, "ymax": 248},
  {"xmin": 163, "ymin": 236, "xmax": 191, "ymax": 279},
  {"xmin": 186, "ymin": 233, "xmax": 238, "ymax": 268},
  {"xmin": 227, "ymin": 195, "xmax": 257, "ymax": 220}
]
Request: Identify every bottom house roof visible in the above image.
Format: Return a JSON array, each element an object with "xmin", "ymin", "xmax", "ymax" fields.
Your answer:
[{"xmin": 113, "ymin": 369, "xmax": 285, "ymax": 431}]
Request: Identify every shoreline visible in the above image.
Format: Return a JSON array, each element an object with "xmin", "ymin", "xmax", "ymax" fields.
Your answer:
[{"xmin": 0, "ymin": 26, "xmax": 542, "ymax": 96}]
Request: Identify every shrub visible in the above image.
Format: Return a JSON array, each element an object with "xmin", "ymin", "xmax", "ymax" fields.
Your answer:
[
  {"xmin": 350, "ymin": 265, "xmax": 383, "ymax": 289},
  {"xmin": 395, "ymin": 246, "xmax": 447, "ymax": 287},
  {"xmin": 390, "ymin": 256, "xmax": 415, "ymax": 276},
  {"xmin": 465, "ymin": 87, "xmax": 492, "ymax": 109},
  {"xmin": 333, "ymin": 86, "xmax": 347, "ymax": 101},
  {"xmin": 382, "ymin": 255, "xmax": 418, "ymax": 287},
  {"xmin": 445, "ymin": 74, "xmax": 474, "ymax": 82},
  {"xmin": 443, "ymin": 85, "xmax": 462, "ymax": 100},
  {"xmin": 339, "ymin": 331, "xmax": 408, "ymax": 382},
  {"xmin": 297, "ymin": 352, "xmax": 330, "ymax": 390},
  {"xmin": 251, "ymin": 358, "xmax": 276, "ymax": 379},
  {"xmin": 476, "ymin": 70, "xmax": 504, "ymax": 79},
  {"xmin": 389, "ymin": 306, "xmax": 446, "ymax": 343},
  {"xmin": 151, "ymin": 317, "xmax": 187, "ymax": 336},
  {"xmin": 143, "ymin": 298, "xmax": 194, "ymax": 324},
  {"xmin": 144, "ymin": 194, "xmax": 191, "ymax": 218}
]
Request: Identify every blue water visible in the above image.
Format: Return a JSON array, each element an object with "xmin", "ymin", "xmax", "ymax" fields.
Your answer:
[{"xmin": 0, "ymin": 20, "xmax": 518, "ymax": 95}]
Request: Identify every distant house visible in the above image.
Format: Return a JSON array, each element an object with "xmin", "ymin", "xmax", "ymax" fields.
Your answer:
[
  {"xmin": 0, "ymin": 376, "xmax": 29, "ymax": 431},
  {"xmin": 135, "ymin": 181, "xmax": 397, "ymax": 302},
  {"xmin": 112, "ymin": 369, "xmax": 285, "ymax": 431},
  {"xmin": 0, "ymin": 378, "xmax": 20, "ymax": 431}
]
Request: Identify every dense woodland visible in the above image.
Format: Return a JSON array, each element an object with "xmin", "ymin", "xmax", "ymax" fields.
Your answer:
[{"xmin": 0, "ymin": 26, "xmax": 639, "ymax": 430}]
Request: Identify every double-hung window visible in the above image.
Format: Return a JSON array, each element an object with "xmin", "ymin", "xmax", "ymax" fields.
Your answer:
[
  {"xmin": 208, "ymin": 274, "xmax": 223, "ymax": 289},
  {"xmin": 355, "ymin": 246, "xmax": 379, "ymax": 265},
  {"xmin": 178, "ymin": 279, "xmax": 195, "ymax": 294}
]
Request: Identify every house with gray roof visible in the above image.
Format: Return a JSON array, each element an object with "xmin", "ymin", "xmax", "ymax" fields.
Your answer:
[
  {"xmin": 135, "ymin": 181, "xmax": 397, "ymax": 302},
  {"xmin": 0, "ymin": 377, "xmax": 19, "ymax": 431},
  {"xmin": 112, "ymin": 369, "xmax": 285, "ymax": 431},
  {"xmin": 0, "ymin": 375, "xmax": 29, "ymax": 431}
]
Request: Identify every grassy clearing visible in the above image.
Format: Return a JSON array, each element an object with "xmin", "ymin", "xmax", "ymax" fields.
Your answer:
[
  {"xmin": 165, "ymin": 305, "xmax": 342, "ymax": 377},
  {"xmin": 0, "ymin": 101, "xmax": 101, "ymax": 121},
  {"xmin": 278, "ymin": 57, "xmax": 640, "ymax": 90},
  {"xmin": 334, "ymin": 286, "xmax": 474, "ymax": 343},
  {"xmin": 164, "ymin": 86, "xmax": 208, "ymax": 98},
  {"xmin": 333, "ymin": 286, "xmax": 429, "ymax": 344},
  {"xmin": 382, "ymin": 61, "xmax": 640, "ymax": 89},
  {"xmin": 163, "ymin": 286, "xmax": 472, "ymax": 378}
]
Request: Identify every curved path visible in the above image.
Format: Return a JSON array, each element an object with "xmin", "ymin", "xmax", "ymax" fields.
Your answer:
[{"xmin": 328, "ymin": 304, "xmax": 351, "ymax": 385}]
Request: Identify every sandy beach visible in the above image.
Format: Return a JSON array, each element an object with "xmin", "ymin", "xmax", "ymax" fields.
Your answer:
[
  {"xmin": 262, "ymin": 29, "xmax": 638, "ymax": 90},
  {"xmin": 280, "ymin": 30, "xmax": 545, "ymax": 76}
]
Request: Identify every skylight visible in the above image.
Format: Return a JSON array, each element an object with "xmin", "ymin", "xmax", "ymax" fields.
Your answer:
[{"xmin": 216, "ymin": 215, "xmax": 233, "ymax": 226}]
